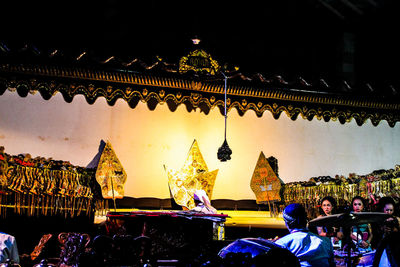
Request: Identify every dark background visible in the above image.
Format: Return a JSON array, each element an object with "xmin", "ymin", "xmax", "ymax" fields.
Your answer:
[{"xmin": 1, "ymin": 0, "xmax": 400, "ymax": 90}]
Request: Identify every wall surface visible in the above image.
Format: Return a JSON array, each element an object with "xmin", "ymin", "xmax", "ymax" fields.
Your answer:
[{"xmin": 1, "ymin": 90, "xmax": 399, "ymax": 200}]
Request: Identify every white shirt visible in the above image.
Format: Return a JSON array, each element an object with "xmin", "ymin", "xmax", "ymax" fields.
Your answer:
[
  {"xmin": 275, "ymin": 229, "xmax": 334, "ymax": 267},
  {"xmin": 0, "ymin": 232, "xmax": 19, "ymax": 264}
]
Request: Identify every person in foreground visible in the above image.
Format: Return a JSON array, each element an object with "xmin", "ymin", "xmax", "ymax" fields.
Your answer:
[
  {"xmin": 275, "ymin": 203, "xmax": 335, "ymax": 267},
  {"xmin": 0, "ymin": 231, "xmax": 19, "ymax": 264}
]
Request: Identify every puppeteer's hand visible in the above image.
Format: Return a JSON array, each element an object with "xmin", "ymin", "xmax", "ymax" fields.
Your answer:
[{"xmin": 202, "ymin": 196, "xmax": 217, "ymax": 214}]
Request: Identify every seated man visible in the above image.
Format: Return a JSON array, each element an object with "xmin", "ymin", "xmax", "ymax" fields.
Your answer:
[
  {"xmin": 191, "ymin": 190, "xmax": 217, "ymax": 214},
  {"xmin": 275, "ymin": 203, "xmax": 335, "ymax": 267}
]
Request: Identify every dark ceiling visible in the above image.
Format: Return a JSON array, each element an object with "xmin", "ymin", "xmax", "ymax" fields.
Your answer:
[{"xmin": 1, "ymin": 0, "xmax": 399, "ymax": 91}]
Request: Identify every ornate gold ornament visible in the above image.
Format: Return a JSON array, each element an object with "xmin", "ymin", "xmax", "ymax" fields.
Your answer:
[
  {"xmin": 165, "ymin": 140, "xmax": 218, "ymax": 209},
  {"xmin": 95, "ymin": 141, "xmax": 127, "ymax": 199},
  {"xmin": 179, "ymin": 49, "xmax": 220, "ymax": 75},
  {"xmin": 1, "ymin": 63, "xmax": 400, "ymax": 126}
]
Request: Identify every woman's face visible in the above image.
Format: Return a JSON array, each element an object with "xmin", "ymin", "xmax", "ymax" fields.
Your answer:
[
  {"xmin": 322, "ymin": 200, "xmax": 333, "ymax": 216},
  {"xmin": 383, "ymin": 203, "xmax": 394, "ymax": 215},
  {"xmin": 352, "ymin": 199, "xmax": 364, "ymax": 212}
]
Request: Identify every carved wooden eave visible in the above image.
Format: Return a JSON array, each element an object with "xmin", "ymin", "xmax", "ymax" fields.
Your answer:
[{"xmin": 0, "ymin": 62, "xmax": 400, "ymax": 127}]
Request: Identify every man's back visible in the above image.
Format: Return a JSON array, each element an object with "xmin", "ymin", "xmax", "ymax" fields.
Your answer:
[
  {"xmin": 275, "ymin": 229, "xmax": 334, "ymax": 267},
  {"xmin": 0, "ymin": 232, "xmax": 19, "ymax": 264}
]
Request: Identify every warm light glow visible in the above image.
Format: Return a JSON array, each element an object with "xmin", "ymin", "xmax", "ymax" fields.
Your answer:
[
  {"xmin": 0, "ymin": 91, "xmax": 400, "ymax": 200},
  {"xmin": 192, "ymin": 38, "xmax": 201, "ymax": 45}
]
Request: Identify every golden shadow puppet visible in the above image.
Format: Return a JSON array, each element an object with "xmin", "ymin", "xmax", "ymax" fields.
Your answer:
[
  {"xmin": 95, "ymin": 141, "xmax": 127, "ymax": 199},
  {"xmin": 165, "ymin": 140, "xmax": 218, "ymax": 209},
  {"xmin": 250, "ymin": 152, "xmax": 282, "ymax": 204}
]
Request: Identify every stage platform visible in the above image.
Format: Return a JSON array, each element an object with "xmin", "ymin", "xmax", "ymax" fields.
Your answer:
[
  {"xmin": 90, "ymin": 210, "xmax": 288, "ymax": 264},
  {"xmin": 95, "ymin": 209, "xmax": 286, "ymax": 229}
]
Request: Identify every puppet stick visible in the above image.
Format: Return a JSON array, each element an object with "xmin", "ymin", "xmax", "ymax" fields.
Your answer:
[{"xmin": 110, "ymin": 177, "xmax": 117, "ymax": 212}]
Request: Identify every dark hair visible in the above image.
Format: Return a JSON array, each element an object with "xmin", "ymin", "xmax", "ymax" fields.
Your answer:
[
  {"xmin": 283, "ymin": 203, "xmax": 307, "ymax": 229},
  {"xmin": 378, "ymin": 196, "xmax": 396, "ymax": 213},
  {"xmin": 351, "ymin": 196, "xmax": 366, "ymax": 210},
  {"xmin": 320, "ymin": 196, "xmax": 337, "ymax": 215}
]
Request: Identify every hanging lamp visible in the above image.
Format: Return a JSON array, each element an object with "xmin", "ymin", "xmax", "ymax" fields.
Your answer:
[{"xmin": 217, "ymin": 72, "xmax": 232, "ymax": 162}]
